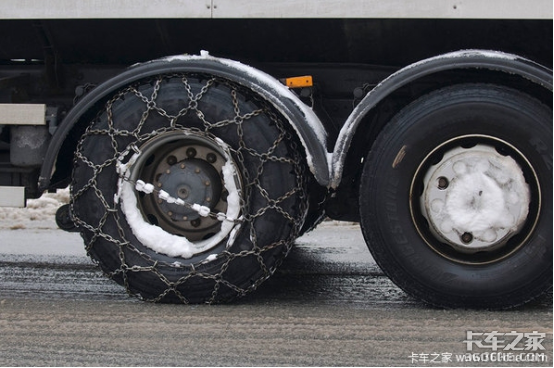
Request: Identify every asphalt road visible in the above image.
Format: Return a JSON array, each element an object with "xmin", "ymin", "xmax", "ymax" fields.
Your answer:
[{"xmin": 0, "ymin": 222, "xmax": 551, "ymax": 366}]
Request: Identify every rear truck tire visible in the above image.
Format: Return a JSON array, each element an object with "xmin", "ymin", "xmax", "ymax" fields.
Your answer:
[
  {"xmin": 359, "ymin": 84, "xmax": 552, "ymax": 309},
  {"xmin": 71, "ymin": 73, "xmax": 308, "ymax": 303}
]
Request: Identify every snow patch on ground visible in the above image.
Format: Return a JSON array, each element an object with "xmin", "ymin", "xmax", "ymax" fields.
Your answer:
[{"xmin": 0, "ymin": 188, "xmax": 69, "ymax": 230}]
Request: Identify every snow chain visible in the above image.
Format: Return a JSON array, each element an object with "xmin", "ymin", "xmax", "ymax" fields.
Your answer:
[{"xmin": 70, "ymin": 73, "xmax": 307, "ymax": 303}]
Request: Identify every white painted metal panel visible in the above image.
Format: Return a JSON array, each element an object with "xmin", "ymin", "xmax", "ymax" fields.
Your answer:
[
  {"xmin": 213, "ymin": 0, "xmax": 552, "ymax": 19},
  {"xmin": 0, "ymin": 104, "xmax": 46, "ymax": 125},
  {"xmin": 1, "ymin": 0, "xmax": 213, "ymax": 19},
  {"xmin": 0, "ymin": 0, "xmax": 551, "ymax": 19},
  {"xmin": 0, "ymin": 186, "xmax": 25, "ymax": 208}
]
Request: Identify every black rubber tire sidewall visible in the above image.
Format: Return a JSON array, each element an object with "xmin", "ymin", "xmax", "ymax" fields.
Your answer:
[{"xmin": 359, "ymin": 84, "xmax": 552, "ymax": 309}]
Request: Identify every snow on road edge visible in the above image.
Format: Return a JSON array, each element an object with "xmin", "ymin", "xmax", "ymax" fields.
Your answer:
[{"xmin": 0, "ymin": 188, "xmax": 69, "ymax": 230}]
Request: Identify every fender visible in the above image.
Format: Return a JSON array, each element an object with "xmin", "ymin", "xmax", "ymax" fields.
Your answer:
[
  {"xmin": 330, "ymin": 49, "xmax": 553, "ymax": 189},
  {"xmin": 38, "ymin": 52, "xmax": 330, "ymax": 191}
]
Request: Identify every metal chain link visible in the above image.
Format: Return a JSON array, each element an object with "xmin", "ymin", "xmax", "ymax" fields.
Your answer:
[{"xmin": 70, "ymin": 73, "xmax": 307, "ymax": 303}]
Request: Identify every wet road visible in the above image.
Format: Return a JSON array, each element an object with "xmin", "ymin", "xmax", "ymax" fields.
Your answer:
[{"xmin": 0, "ymin": 222, "xmax": 551, "ymax": 366}]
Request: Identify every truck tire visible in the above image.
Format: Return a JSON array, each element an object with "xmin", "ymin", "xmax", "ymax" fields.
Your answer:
[
  {"xmin": 359, "ymin": 84, "xmax": 552, "ymax": 309},
  {"xmin": 71, "ymin": 74, "xmax": 308, "ymax": 303}
]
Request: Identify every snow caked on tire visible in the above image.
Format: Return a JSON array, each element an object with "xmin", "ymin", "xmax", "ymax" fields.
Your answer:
[{"xmin": 71, "ymin": 74, "xmax": 308, "ymax": 303}]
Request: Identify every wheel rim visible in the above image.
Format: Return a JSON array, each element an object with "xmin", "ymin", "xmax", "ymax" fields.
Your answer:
[
  {"xmin": 118, "ymin": 130, "xmax": 242, "ymax": 259},
  {"xmin": 411, "ymin": 134, "xmax": 541, "ymax": 264}
]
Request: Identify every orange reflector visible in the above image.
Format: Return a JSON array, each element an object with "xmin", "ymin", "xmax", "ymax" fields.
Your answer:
[{"xmin": 284, "ymin": 76, "xmax": 313, "ymax": 88}]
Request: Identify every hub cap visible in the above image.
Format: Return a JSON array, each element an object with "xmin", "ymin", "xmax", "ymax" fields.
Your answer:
[
  {"xmin": 412, "ymin": 136, "xmax": 539, "ymax": 263},
  {"xmin": 421, "ymin": 144, "xmax": 530, "ymax": 252}
]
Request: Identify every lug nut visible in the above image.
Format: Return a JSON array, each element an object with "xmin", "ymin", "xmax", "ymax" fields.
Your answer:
[
  {"xmin": 461, "ymin": 232, "xmax": 473, "ymax": 244},
  {"xmin": 186, "ymin": 148, "xmax": 197, "ymax": 158},
  {"xmin": 437, "ymin": 176, "xmax": 449, "ymax": 190},
  {"xmin": 207, "ymin": 153, "xmax": 217, "ymax": 163},
  {"xmin": 166, "ymin": 155, "xmax": 177, "ymax": 165}
]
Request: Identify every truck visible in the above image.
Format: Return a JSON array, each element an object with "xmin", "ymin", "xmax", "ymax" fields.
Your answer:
[{"xmin": 0, "ymin": 0, "xmax": 551, "ymax": 308}]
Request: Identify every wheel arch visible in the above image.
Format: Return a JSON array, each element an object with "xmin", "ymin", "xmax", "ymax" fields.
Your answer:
[
  {"xmin": 330, "ymin": 49, "xmax": 553, "ymax": 189},
  {"xmin": 39, "ymin": 53, "xmax": 330, "ymax": 192}
]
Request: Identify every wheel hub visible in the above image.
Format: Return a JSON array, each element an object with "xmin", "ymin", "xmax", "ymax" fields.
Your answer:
[
  {"xmin": 123, "ymin": 131, "xmax": 241, "ymax": 251},
  {"xmin": 156, "ymin": 158, "xmax": 222, "ymax": 221},
  {"xmin": 421, "ymin": 144, "xmax": 530, "ymax": 253}
]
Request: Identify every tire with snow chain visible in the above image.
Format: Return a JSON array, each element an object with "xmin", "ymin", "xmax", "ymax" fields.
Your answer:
[
  {"xmin": 359, "ymin": 84, "xmax": 552, "ymax": 309},
  {"xmin": 71, "ymin": 74, "xmax": 308, "ymax": 303}
]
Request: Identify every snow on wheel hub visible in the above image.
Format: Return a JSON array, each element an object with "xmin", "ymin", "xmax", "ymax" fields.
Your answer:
[
  {"xmin": 118, "ymin": 131, "xmax": 242, "ymax": 259},
  {"xmin": 421, "ymin": 144, "xmax": 530, "ymax": 253}
]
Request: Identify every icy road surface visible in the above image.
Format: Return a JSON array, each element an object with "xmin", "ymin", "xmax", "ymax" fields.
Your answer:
[{"xmin": 0, "ymin": 192, "xmax": 551, "ymax": 366}]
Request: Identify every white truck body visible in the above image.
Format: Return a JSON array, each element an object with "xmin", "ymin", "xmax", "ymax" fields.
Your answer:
[{"xmin": 2, "ymin": 0, "xmax": 551, "ymax": 19}]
